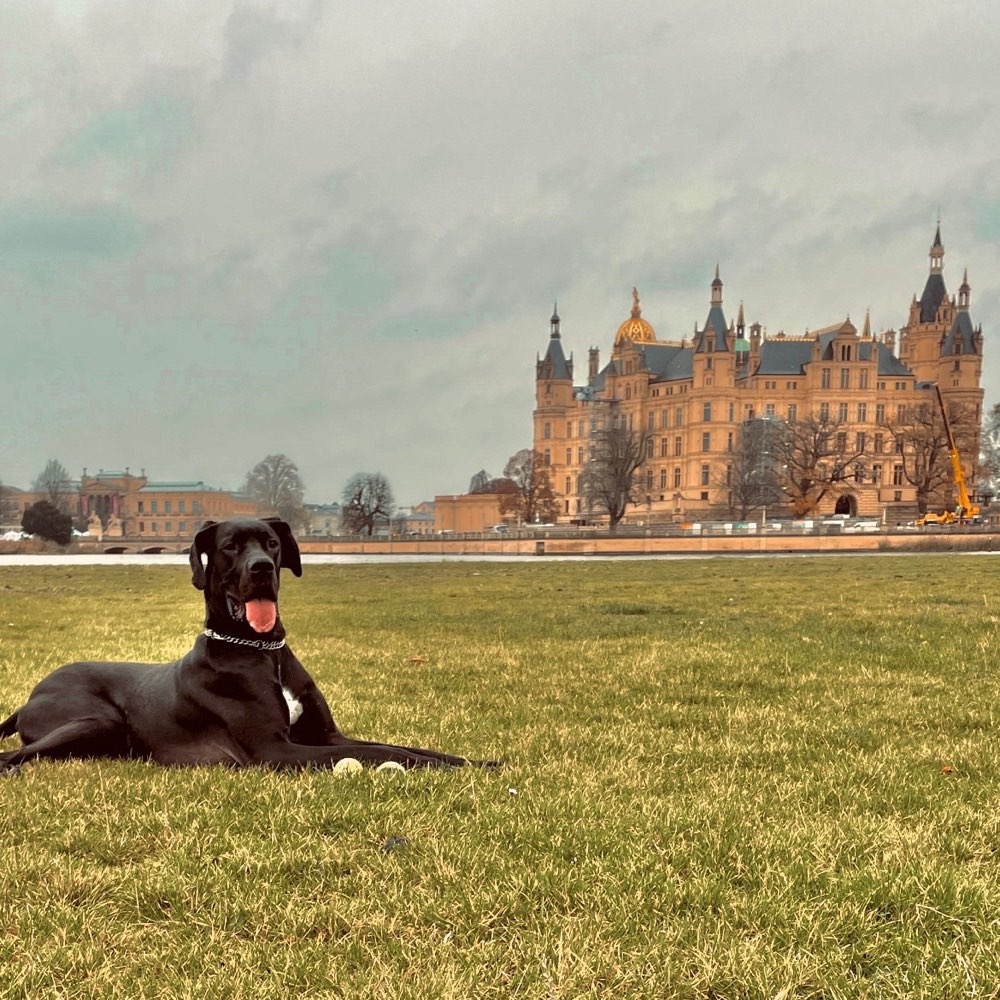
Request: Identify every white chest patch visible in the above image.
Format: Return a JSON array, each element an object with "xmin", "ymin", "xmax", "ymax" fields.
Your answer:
[{"xmin": 282, "ymin": 686, "xmax": 303, "ymax": 725}]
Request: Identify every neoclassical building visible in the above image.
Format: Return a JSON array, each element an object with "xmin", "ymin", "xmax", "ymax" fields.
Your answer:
[{"xmin": 533, "ymin": 227, "xmax": 984, "ymax": 524}]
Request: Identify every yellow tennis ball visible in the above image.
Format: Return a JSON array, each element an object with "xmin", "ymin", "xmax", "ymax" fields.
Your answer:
[
  {"xmin": 376, "ymin": 761, "xmax": 406, "ymax": 775},
  {"xmin": 334, "ymin": 757, "xmax": 363, "ymax": 774}
]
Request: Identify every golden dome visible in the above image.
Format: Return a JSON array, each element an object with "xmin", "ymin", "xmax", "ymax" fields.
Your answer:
[{"xmin": 614, "ymin": 287, "xmax": 657, "ymax": 345}]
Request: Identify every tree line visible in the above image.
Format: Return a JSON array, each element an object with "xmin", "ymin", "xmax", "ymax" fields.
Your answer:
[
  {"xmin": 6, "ymin": 397, "xmax": 999, "ymax": 544},
  {"xmin": 2, "ymin": 454, "xmax": 400, "ymax": 544}
]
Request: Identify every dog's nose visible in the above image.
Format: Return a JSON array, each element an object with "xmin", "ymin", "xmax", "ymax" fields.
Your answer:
[{"xmin": 249, "ymin": 558, "xmax": 274, "ymax": 577}]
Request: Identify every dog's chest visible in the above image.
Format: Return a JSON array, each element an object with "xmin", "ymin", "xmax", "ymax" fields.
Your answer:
[{"xmin": 282, "ymin": 687, "xmax": 303, "ymax": 725}]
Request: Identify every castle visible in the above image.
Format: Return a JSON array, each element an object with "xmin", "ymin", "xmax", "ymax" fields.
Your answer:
[{"xmin": 533, "ymin": 226, "xmax": 984, "ymax": 524}]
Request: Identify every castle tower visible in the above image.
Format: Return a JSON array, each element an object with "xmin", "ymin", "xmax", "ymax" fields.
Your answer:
[{"xmin": 898, "ymin": 223, "xmax": 956, "ymax": 380}]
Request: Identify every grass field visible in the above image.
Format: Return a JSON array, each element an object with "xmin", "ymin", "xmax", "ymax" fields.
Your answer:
[{"xmin": 1, "ymin": 555, "xmax": 1000, "ymax": 999}]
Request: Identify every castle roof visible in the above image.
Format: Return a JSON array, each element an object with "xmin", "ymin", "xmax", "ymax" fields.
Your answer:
[
  {"xmin": 941, "ymin": 310, "xmax": 978, "ymax": 356},
  {"xmin": 918, "ymin": 271, "xmax": 947, "ymax": 323},
  {"xmin": 540, "ymin": 334, "xmax": 572, "ymax": 379},
  {"xmin": 614, "ymin": 288, "xmax": 657, "ymax": 345}
]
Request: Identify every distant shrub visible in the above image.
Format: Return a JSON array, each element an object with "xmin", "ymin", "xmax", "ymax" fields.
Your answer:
[{"xmin": 21, "ymin": 500, "xmax": 73, "ymax": 546}]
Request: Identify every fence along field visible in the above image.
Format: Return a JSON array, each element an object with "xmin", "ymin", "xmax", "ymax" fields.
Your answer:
[{"xmin": 1, "ymin": 555, "xmax": 999, "ymax": 998}]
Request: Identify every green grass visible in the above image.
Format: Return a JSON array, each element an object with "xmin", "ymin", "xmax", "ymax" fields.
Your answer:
[{"xmin": 2, "ymin": 556, "xmax": 1000, "ymax": 998}]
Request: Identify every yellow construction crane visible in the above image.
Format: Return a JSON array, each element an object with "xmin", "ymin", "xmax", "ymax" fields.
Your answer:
[{"xmin": 916, "ymin": 383, "xmax": 980, "ymax": 526}]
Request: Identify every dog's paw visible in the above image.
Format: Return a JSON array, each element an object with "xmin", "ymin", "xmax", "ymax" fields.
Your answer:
[{"xmin": 0, "ymin": 761, "xmax": 22, "ymax": 778}]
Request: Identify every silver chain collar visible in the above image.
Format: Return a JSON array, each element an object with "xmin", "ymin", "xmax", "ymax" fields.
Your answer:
[{"xmin": 203, "ymin": 628, "xmax": 286, "ymax": 650}]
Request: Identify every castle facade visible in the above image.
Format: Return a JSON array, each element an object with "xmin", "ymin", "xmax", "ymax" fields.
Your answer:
[{"xmin": 533, "ymin": 227, "xmax": 984, "ymax": 524}]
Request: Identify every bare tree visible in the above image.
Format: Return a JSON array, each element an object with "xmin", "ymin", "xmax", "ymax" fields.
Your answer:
[
  {"xmin": 341, "ymin": 473, "xmax": 395, "ymax": 535},
  {"xmin": 720, "ymin": 419, "xmax": 786, "ymax": 519},
  {"xmin": 884, "ymin": 396, "xmax": 978, "ymax": 514},
  {"xmin": 771, "ymin": 415, "xmax": 867, "ymax": 517},
  {"xmin": 498, "ymin": 450, "xmax": 558, "ymax": 525},
  {"xmin": 579, "ymin": 424, "xmax": 651, "ymax": 532},
  {"xmin": 33, "ymin": 459, "xmax": 72, "ymax": 511},
  {"xmin": 244, "ymin": 454, "xmax": 308, "ymax": 530}
]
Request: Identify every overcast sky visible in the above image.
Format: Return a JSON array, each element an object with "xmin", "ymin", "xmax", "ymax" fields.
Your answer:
[{"xmin": 3, "ymin": 1, "xmax": 999, "ymax": 505}]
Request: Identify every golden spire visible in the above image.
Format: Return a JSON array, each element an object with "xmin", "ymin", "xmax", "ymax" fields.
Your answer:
[{"xmin": 631, "ymin": 286, "xmax": 641, "ymax": 318}]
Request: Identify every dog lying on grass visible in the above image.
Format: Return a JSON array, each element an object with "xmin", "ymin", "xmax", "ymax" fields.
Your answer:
[{"xmin": 1, "ymin": 518, "xmax": 496, "ymax": 773}]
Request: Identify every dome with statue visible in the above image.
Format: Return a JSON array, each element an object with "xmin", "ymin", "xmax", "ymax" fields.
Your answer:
[{"xmin": 614, "ymin": 287, "xmax": 657, "ymax": 345}]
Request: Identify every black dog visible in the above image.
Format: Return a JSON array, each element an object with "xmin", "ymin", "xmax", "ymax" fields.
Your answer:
[{"xmin": 0, "ymin": 518, "xmax": 493, "ymax": 772}]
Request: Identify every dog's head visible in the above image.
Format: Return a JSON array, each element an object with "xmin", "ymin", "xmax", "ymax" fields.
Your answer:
[{"xmin": 189, "ymin": 518, "xmax": 302, "ymax": 636}]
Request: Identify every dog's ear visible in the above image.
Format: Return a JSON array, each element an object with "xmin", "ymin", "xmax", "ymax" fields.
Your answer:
[
  {"xmin": 189, "ymin": 520, "xmax": 219, "ymax": 591},
  {"xmin": 263, "ymin": 518, "xmax": 302, "ymax": 578}
]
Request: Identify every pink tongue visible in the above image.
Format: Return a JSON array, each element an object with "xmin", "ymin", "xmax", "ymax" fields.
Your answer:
[{"xmin": 245, "ymin": 599, "xmax": 277, "ymax": 633}]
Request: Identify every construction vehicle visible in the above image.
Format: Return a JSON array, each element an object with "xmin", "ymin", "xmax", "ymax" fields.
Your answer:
[{"xmin": 916, "ymin": 383, "xmax": 981, "ymax": 526}]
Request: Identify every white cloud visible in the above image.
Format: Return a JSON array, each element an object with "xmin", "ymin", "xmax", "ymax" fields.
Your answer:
[{"xmin": 2, "ymin": 0, "xmax": 998, "ymax": 503}]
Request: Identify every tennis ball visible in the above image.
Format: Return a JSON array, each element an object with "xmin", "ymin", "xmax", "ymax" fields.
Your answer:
[
  {"xmin": 376, "ymin": 761, "xmax": 406, "ymax": 775},
  {"xmin": 334, "ymin": 757, "xmax": 363, "ymax": 774}
]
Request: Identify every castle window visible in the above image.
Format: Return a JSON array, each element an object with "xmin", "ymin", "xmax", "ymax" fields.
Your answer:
[
  {"xmin": 648, "ymin": 412, "xmax": 656, "ymax": 431},
  {"xmin": 840, "ymin": 368, "xmax": 850, "ymax": 389},
  {"xmin": 821, "ymin": 368, "xmax": 831, "ymax": 389},
  {"xmin": 892, "ymin": 465, "xmax": 904, "ymax": 486},
  {"xmin": 702, "ymin": 431, "xmax": 711, "ymax": 451},
  {"xmin": 676, "ymin": 407, "xmax": 684, "ymax": 427},
  {"xmin": 544, "ymin": 450, "xmax": 551, "ymax": 466},
  {"xmin": 544, "ymin": 422, "xmax": 551, "ymax": 440},
  {"xmin": 645, "ymin": 438, "xmax": 654, "ymax": 459},
  {"xmin": 706, "ymin": 357, "xmax": 713, "ymax": 370},
  {"xmin": 645, "ymin": 469, "xmax": 653, "ymax": 489},
  {"xmin": 673, "ymin": 467, "xmax": 681, "ymax": 489},
  {"xmin": 728, "ymin": 402, "xmax": 735, "ymax": 422},
  {"xmin": 857, "ymin": 403, "xmax": 868, "ymax": 422},
  {"xmin": 765, "ymin": 403, "xmax": 775, "ymax": 418},
  {"xmin": 625, "ymin": 385, "xmax": 632, "ymax": 400},
  {"xmin": 872, "ymin": 464, "xmax": 882, "ymax": 483},
  {"xmin": 859, "ymin": 370, "xmax": 869, "ymax": 390},
  {"xmin": 660, "ymin": 438, "xmax": 668, "ymax": 458},
  {"xmin": 701, "ymin": 464, "xmax": 710, "ymax": 486},
  {"xmin": 703, "ymin": 402, "xmax": 712, "ymax": 422},
  {"xmin": 838, "ymin": 402, "xmax": 848, "ymax": 422},
  {"xmin": 566, "ymin": 449, "xmax": 572, "ymax": 465},
  {"xmin": 727, "ymin": 431, "xmax": 734, "ymax": 452},
  {"xmin": 856, "ymin": 432, "xmax": 866, "ymax": 453},
  {"xmin": 874, "ymin": 433, "xmax": 883, "ymax": 453},
  {"xmin": 876, "ymin": 403, "xmax": 885, "ymax": 423},
  {"xmin": 661, "ymin": 409, "xmax": 669, "ymax": 429},
  {"xmin": 787, "ymin": 404, "xmax": 797, "ymax": 423},
  {"xmin": 819, "ymin": 403, "xmax": 830, "ymax": 422},
  {"xmin": 660, "ymin": 468, "xmax": 668, "ymax": 490},
  {"xmin": 674, "ymin": 436, "xmax": 682, "ymax": 457}
]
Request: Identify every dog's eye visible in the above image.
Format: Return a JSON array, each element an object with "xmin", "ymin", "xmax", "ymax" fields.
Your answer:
[{"xmin": 267, "ymin": 538, "xmax": 279, "ymax": 550}]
